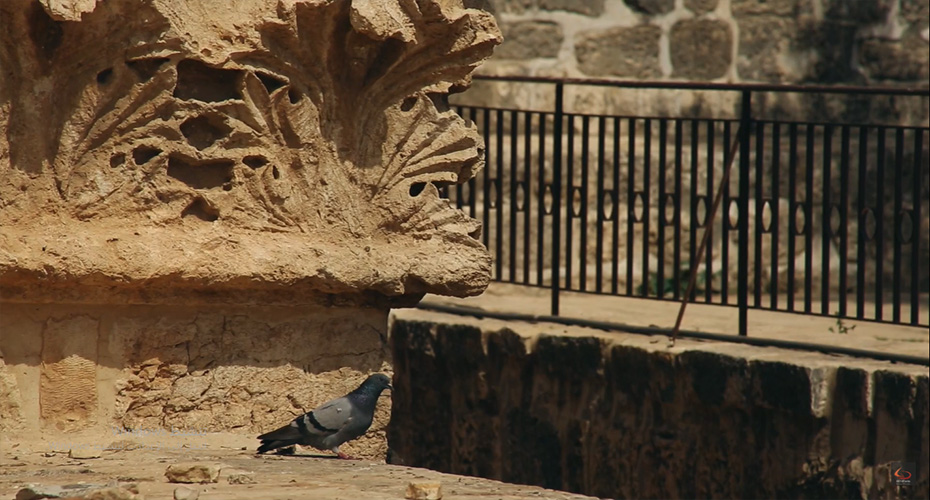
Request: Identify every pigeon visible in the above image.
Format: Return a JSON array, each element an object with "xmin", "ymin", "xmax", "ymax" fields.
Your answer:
[{"xmin": 256, "ymin": 373, "xmax": 392, "ymax": 459}]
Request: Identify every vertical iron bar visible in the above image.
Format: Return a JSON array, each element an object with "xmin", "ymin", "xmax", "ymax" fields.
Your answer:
[
  {"xmin": 612, "ymin": 117, "xmax": 621, "ymax": 294},
  {"xmin": 642, "ymin": 119, "xmax": 652, "ymax": 297},
  {"xmin": 722, "ymin": 121, "xmax": 732, "ymax": 305},
  {"xmin": 771, "ymin": 123, "xmax": 781, "ymax": 309},
  {"xmin": 657, "ymin": 119, "xmax": 668, "ymax": 299},
  {"xmin": 509, "ymin": 110, "xmax": 518, "ymax": 283},
  {"xmin": 754, "ymin": 121, "xmax": 765, "ymax": 307},
  {"xmin": 673, "ymin": 119, "xmax": 684, "ymax": 300},
  {"xmin": 596, "ymin": 116, "xmax": 606, "ymax": 293},
  {"xmin": 856, "ymin": 127, "xmax": 868, "ymax": 319},
  {"xmin": 839, "ymin": 125, "xmax": 850, "ymax": 319},
  {"xmin": 551, "ymin": 83, "xmax": 564, "ymax": 315},
  {"xmin": 912, "ymin": 129, "xmax": 924, "ymax": 325},
  {"xmin": 893, "ymin": 127, "xmax": 904, "ymax": 323},
  {"xmin": 482, "ymin": 110, "xmax": 492, "ymax": 248},
  {"xmin": 689, "ymin": 119, "xmax": 699, "ymax": 302},
  {"xmin": 580, "ymin": 116, "xmax": 590, "ymax": 292},
  {"xmin": 788, "ymin": 123, "xmax": 798, "ymax": 312},
  {"xmin": 495, "ymin": 109, "xmax": 504, "ymax": 281},
  {"xmin": 566, "ymin": 115, "xmax": 575, "ymax": 290},
  {"xmin": 524, "ymin": 112, "xmax": 532, "ymax": 285},
  {"xmin": 875, "ymin": 127, "xmax": 886, "ymax": 320},
  {"xmin": 705, "ymin": 120, "xmax": 715, "ymax": 303},
  {"xmin": 737, "ymin": 90, "xmax": 752, "ymax": 336},
  {"xmin": 537, "ymin": 113, "xmax": 547, "ymax": 287},
  {"xmin": 804, "ymin": 124, "xmax": 815, "ymax": 314},
  {"xmin": 627, "ymin": 118, "xmax": 636, "ymax": 296},
  {"xmin": 821, "ymin": 124, "xmax": 833, "ymax": 315}
]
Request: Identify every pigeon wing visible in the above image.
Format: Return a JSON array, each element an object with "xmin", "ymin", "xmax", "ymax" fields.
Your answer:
[{"xmin": 300, "ymin": 397, "xmax": 354, "ymax": 436}]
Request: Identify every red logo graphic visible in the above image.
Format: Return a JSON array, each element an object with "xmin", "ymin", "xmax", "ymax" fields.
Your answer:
[{"xmin": 894, "ymin": 467, "xmax": 912, "ymax": 481}]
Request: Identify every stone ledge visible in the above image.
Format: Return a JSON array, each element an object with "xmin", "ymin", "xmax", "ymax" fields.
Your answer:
[
  {"xmin": 0, "ymin": 218, "xmax": 490, "ymax": 306},
  {"xmin": 388, "ymin": 309, "xmax": 929, "ymax": 499}
]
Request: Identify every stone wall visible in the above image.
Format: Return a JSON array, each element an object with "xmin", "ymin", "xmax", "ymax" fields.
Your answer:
[
  {"xmin": 0, "ymin": 302, "xmax": 393, "ymax": 458},
  {"xmin": 389, "ymin": 312, "xmax": 929, "ymax": 498},
  {"xmin": 459, "ymin": 0, "xmax": 930, "ymax": 122}
]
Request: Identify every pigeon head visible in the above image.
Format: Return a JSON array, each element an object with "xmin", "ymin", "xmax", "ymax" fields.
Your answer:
[{"xmin": 352, "ymin": 373, "xmax": 392, "ymax": 397}]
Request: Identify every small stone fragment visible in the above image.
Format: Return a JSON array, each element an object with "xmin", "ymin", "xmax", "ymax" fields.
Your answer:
[
  {"xmin": 405, "ymin": 481, "xmax": 443, "ymax": 500},
  {"xmin": 173, "ymin": 486, "xmax": 200, "ymax": 500},
  {"xmin": 224, "ymin": 469, "xmax": 257, "ymax": 485},
  {"xmin": 15, "ymin": 484, "xmax": 141, "ymax": 500},
  {"xmin": 83, "ymin": 486, "xmax": 143, "ymax": 500},
  {"xmin": 105, "ymin": 439, "xmax": 145, "ymax": 452},
  {"xmin": 70, "ymin": 447, "xmax": 103, "ymax": 459},
  {"xmin": 165, "ymin": 463, "xmax": 220, "ymax": 484}
]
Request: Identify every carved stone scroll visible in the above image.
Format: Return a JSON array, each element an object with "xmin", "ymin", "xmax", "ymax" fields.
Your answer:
[{"xmin": 0, "ymin": 0, "xmax": 501, "ymax": 305}]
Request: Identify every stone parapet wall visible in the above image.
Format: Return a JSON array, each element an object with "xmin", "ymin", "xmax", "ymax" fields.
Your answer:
[{"xmin": 389, "ymin": 312, "xmax": 929, "ymax": 498}]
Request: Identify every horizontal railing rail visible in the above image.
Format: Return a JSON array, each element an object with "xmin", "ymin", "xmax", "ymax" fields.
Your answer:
[{"xmin": 442, "ymin": 76, "xmax": 930, "ymax": 336}]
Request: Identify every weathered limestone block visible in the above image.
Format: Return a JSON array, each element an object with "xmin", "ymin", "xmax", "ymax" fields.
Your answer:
[
  {"xmin": 736, "ymin": 15, "xmax": 801, "ymax": 82},
  {"xmin": 823, "ymin": 0, "xmax": 894, "ymax": 23},
  {"xmin": 731, "ymin": 0, "xmax": 809, "ymax": 16},
  {"xmin": 575, "ymin": 25, "xmax": 662, "ymax": 79},
  {"xmin": 497, "ymin": 21, "xmax": 563, "ymax": 60},
  {"xmin": 859, "ymin": 36, "xmax": 930, "ymax": 82},
  {"xmin": 0, "ymin": 0, "xmax": 502, "ymax": 305},
  {"xmin": 684, "ymin": 0, "xmax": 718, "ymax": 14},
  {"xmin": 537, "ymin": 0, "xmax": 605, "ymax": 17},
  {"xmin": 670, "ymin": 19, "xmax": 733, "ymax": 80}
]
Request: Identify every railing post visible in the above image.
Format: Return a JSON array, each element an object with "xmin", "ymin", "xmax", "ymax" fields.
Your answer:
[
  {"xmin": 738, "ymin": 90, "xmax": 752, "ymax": 336},
  {"xmin": 551, "ymin": 83, "xmax": 564, "ymax": 316}
]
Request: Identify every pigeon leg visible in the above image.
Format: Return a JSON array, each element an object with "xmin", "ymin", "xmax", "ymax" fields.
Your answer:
[{"xmin": 333, "ymin": 447, "xmax": 356, "ymax": 460}]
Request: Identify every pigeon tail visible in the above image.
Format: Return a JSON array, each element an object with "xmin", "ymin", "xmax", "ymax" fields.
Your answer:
[
  {"xmin": 257, "ymin": 422, "xmax": 303, "ymax": 454},
  {"xmin": 257, "ymin": 438, "xmax": 300, "ymax": 454}
]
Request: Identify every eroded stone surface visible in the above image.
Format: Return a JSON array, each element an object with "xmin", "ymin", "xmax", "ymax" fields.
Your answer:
[
  {"xmin": 497, "ymin": 21, "xmax": 563, "ymax": 60},
  {"xmin": 670, "ymin": 19, "xmax": 732, "ymax": 79},
  {"xmin": 575, "ymin": 25, "xmax": 662, "ymax": 78},
  {"xmin": 389, "ymin": 313, "xmax": 930, "ymax": 499},
  {"xmin": 0, "ymin": 302, "xmax": 393, "ymax": 460},
  {"xmin": 0, "ymin": 0, "xmax": 501, "ymax": 304}
]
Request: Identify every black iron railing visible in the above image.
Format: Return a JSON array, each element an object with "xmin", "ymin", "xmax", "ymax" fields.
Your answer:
[{"xmin": 441, "ymin": 76, "xmax": 930, "ymax": 335}]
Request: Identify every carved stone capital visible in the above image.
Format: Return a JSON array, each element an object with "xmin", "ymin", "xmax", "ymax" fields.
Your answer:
[{"xmin": 0, "ymin": 0, "xmax": 501, "ymax": 305}]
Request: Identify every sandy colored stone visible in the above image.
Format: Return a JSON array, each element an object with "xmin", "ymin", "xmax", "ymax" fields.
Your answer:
[
  {"xmin": 575, "ymin": 25, "xmax": 662, "ymax": 79},
  {"xmin": 223, "ymin": 469, "xmax": 256, "ymax": 485},
  {"xmin": 405, "ymin": 481, "xmax": 443, "ymax": 500},
  {"xmin": 39, "ymin": 316, "xmax": 99, "ymax": 432},
  {"xmin": 497, "ymin": 21, "xmax": 563, "ymax": 60},
  {"xmin": 69, "ymin": 447, "xmax": 103, "ymax": 459},
  {"xmin": 684, "ymin": 0, "xmax": 718, "ymax": 13},
  {"xmin": 670, "ymin": 19, "xmax": 733, "ymax": 79},
  {"xmin": 173, "ymin": 486, "xmax": 200, "ymax": 500},
  {"xmin": 0, "ymin": 0, "xmax": 500, "ymax": 305},
  {"xmin": 165, "ymin": 463, "xmax": 220, "ymax": 484},
  {"xmin": 538, "ymin": 0, "xmax": 604, "ymax": 16},
  {"xmin": 0, "ymin": 436, "xmax": 590, "ymax": 499},
  {"xmin": 859, "ymin": 36, "xmax": 930, "ymax": 82}
]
